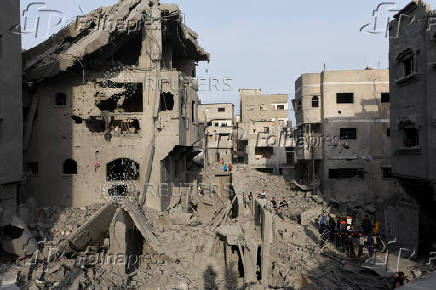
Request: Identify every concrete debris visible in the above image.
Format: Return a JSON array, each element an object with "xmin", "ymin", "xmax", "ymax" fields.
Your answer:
[
  {"xmin": 0, "ymin": 164, "xmax": 428, "ymax": 289},
  {"xmin": 300, "ymin": 207, "xmax": 323, "ymax": 226},
  {"xmin": 0, "ymin": 210, "xmax": 38, "ymax": 257}
]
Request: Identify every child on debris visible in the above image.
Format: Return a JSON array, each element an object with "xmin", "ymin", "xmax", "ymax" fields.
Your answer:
[
  {"xmin": 271, "ymin": 197, "xmax": 277, "ymax": 210},
  {"xmin": 260, "ymin": 190, "xmax": 266, "ymax": 199},
  {"xmin": 279, "ymin": 197, "xmax": 289, "ymax": 210}
]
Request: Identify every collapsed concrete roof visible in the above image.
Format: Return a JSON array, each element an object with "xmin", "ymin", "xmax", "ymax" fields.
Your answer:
[{"xmin": 22, "ymin": 0, "xmax": 210, "ymax": 82}]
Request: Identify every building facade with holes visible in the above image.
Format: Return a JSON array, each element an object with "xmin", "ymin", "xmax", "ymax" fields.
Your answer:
[
  {"xmin": 198, "ymin": 103, "xmax": 234, "ymax": 165},
  {"xmin": 293, "ymin": 69, "xmax": 410, "ymax": 242},
  {"xmin": 22, "ymin": 1, "xmax": 209, "ymax": 210},
  {"xmin": 237, "ymin": 89, "xmax": 294, "ymax": 175},
  {"xmin": 0, "ymin": 0, "xmax": 22, "ymax": 209},
  {"xmin": 389, "ymin": 0, "xmax": 436, "ymax": 254}
]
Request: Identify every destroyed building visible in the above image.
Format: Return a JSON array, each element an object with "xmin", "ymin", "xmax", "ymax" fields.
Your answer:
[
  {"xmin": 292, "ymin": 69, "xmax": 415, "ymax": 247},
  {"xmin": 21, "ymin": 0, "xmax": 209, "ymax": 211},
  {"xmin": 389, "ymin": 0, "xmax": 436, "ymax": 254},
  {"xmin": 237, "ymin": 89, "xmax": 294, "ymax": 175},
  {"xmin": 198, "ymin": 103, "xmax": 235, "ymax": 165},
  {"xmin": 0, "ymin": 0, "xmax": 23, "ymax": 210}
]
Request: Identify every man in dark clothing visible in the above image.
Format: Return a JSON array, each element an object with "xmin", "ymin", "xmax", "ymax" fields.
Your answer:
[
  {"xmin": 329, "ymin": 216, "xmax": 336, "ymax": 242},
  {"xmin": 361, "ymin": 215, "xmax": 372, "ymax": 236},
  {"xmin": 271, "ymin": 197, "xmax": 277, "ymax": 210}
]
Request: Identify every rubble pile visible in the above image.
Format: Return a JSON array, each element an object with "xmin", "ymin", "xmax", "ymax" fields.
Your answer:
[
  {"xmin": 232, "ymin": 164, "xmax": 329, "ymax": 222},
  {"xmin": 0, "ymin": 164, "xmax": 427, "ymax": 289}
]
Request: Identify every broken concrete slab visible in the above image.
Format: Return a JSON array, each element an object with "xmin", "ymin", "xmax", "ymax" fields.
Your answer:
[
  {"xmin": 0, "ymin": 210, "xmax": 38, "ymax": 257},
  {"xmin": 50, "ymin": 202, "xmax": 117, "ymax": 261}
]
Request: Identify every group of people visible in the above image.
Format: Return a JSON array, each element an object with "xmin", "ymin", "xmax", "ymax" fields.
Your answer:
[
  {"xmin": 220, "ymin": 159, "xmax": 233, "ymax": 172},
  {"xmin": 241, "ymin": 190, "xmax": 289, "ymax": 213},
  {"xmin": 318, "ymin": 213, "xmax": 384, "ymax": 259}
]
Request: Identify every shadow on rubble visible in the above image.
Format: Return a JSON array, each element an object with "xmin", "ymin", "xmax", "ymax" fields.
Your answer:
[
  {"xmin": 268, "ymin": 248, "xmax": 395, "ymax": 289},
  {"xmin": 203, "ymin": 265, "xmax": 218, "ymax": 290}
]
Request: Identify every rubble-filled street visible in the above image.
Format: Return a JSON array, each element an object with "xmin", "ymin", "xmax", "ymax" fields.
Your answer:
[
  {"xmin": 0, "ymin": 165, "xmax": 431, "ymax": 289},
  {"xmin": 1, "ymin": 0, "xmax": 436, "ymax": 289}
]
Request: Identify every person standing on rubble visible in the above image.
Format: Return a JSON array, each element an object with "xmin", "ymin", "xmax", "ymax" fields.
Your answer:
[
  {"xmin": 329, "ymin": 214, "xmax": 336, "ymax": 243},
  {"xmin": 346, "ymin": 215, "xmax": 353, "ymax": 231},
  {"xmin": 243, "ymin": 193, "xmax": 248, "ymax": 208},
  {"xmin": 223, "ymin": 164, "xmax": 228, "ymax": 172},
  {"xmin": 361, "ymin": 215, "xmax": 372, "ymax": 236},
  {"xmin": 367, "ymin": 234, "xmax": 374, "ymax": 257}
]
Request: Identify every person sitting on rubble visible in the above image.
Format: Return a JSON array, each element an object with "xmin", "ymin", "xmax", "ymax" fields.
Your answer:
[
  {"xmin": 279, "ymin": 197, "xmax": 289, "ymax": 210},
  {"xmin": 271, "ymin": 197, "xmax": 277, "ymax": 210},
  {"xmin": 259, "ymin": 190, "xmax": 267, "ymax": 199},
  {"xmin": 361, "ymin": 215, "xmax": 372, "ymax": 236}
]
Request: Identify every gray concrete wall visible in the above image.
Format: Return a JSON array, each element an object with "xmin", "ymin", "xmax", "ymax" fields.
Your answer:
[
  {"xmin": 240, "ymin": 90, "xmax": 289, "ymax": 123},
  {"xmin": 0, "ymin": 0, "xmax": 22, "ymax": 208},
  {"xmin": 389, "ymin": 1, "xmax": 436, "ymax": 181},
  {"xmin": 294, "ymin": 69, "xmax": 401, "ymax": 206},
  {"xmin": 198, "ymin": 103, "xmax": 234, "ymax": 125}
]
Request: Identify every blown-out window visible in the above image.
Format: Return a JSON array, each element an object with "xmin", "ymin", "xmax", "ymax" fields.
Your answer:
[
  {"xmin": 312, "ymin": 96, "xmax": 319, "ymax": 107},
  {"xmin": 63, "ymin": 159, "xmax": 77, "ymax": 174},
  {"xmin": 55, "ymin": 93, "xmax": 67, "ymax": 106}
]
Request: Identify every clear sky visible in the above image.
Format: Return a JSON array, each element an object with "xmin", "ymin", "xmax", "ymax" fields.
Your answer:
[{"xmin": 19, "ymin": 0, "xmax": 419, "ymax": 123}]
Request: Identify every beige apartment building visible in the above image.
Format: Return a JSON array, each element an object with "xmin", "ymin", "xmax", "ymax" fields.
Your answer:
[
  {"xmin": 22, "ymin": 1, "xmax": 209, "ymax": 211},
  {"xmin": 198, "ymin": 103, "xmax": 234, "ymax": 165},
  {"xmin": 389, "ymin": 0, "xmax": 436, "ymax": 254},
  {"xmin": 293, "ymin": 69, "xmax": 413, "ymax": 246},
  {"xmin": 0, "ymin": 0, "xmax": 22, "ymax": 209},
  {"xmin": 238, "ymin": 89, "xmax": 294, "ymax": 173}
]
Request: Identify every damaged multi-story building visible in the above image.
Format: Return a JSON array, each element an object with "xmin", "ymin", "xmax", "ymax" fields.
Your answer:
[
  {"xmin": 292, "ymin": 69, "xmax": 415, "ymax": 247},
  {"xmin": 0, "ymin": 0, "xmax": 23, "ymax": 210},
  {"xmin": 237, "ymin": 89, "xmax": 294, "ymax": 175},
  {"xmin": 198, "ymin": 103, "xmax": 234, "ymax": 165},
  {"xmin": 389, "ymin": 0, "xmax": 436, "ymax": 254},
  {"xmin": 21, "ymin": 0, "xmax": 209, "ymax": 211}
]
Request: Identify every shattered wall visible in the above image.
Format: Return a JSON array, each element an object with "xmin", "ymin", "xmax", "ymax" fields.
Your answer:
[
  {"xmin": 199, "ymin": 104, "xmax": 235, "ymax": 165},
  {"xmin": 293, "ymin": 69, "xmax": 403, "ymax": 207},
  {"xmin": 238, "ymin": 90, "xmax": 293, "ymax": 170},
  {"xmin": 239, "ymin": 89, "xmax": 289, "ymax": 124},
  {"xmin": 388, "ymin": 0, "xmax": 436, "ymax": 255},
  {"xmin": 22, "ymin": 0, "xmax": 209, "ymax": 210},
  {"xmin": 389, "ymin": 0, "xmax": 436, "ymax": 182},
  {"xmin": 0, "ymin": 0, "xmax": 23, "ymax": 209}
]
